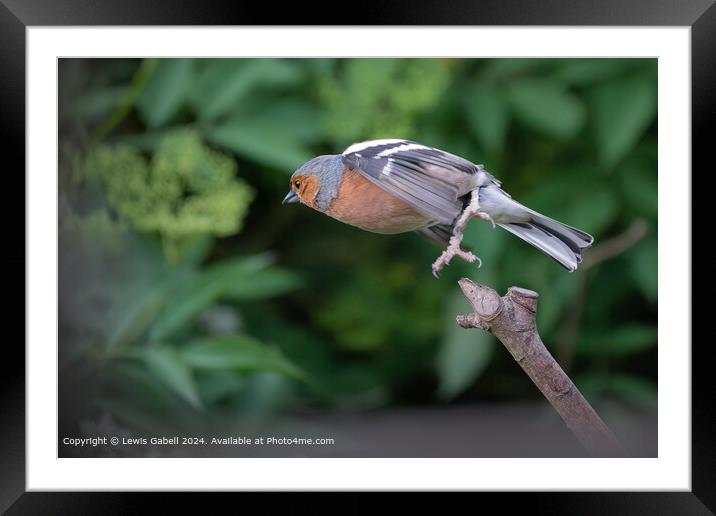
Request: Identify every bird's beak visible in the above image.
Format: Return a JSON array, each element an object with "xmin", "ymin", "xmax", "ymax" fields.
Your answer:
[{"xmin": 282, "ymin": 190, "xmax": 299, "ymax": 205}]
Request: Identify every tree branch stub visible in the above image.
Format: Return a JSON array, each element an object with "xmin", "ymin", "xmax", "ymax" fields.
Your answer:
[{"xmin": 456, "ymin": 277, "xmax": 625, "ymax": 458}]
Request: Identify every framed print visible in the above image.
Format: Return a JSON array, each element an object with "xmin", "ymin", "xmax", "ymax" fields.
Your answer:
[{"xmin": 5, "ymin": 0, "xmax": 711, "ymax": 511}]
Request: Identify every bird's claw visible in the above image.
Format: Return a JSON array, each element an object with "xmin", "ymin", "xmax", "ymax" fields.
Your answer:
[
  {"xmin": 431, "ymin": 244, "xmax": 482, "ymax": 278},
  {"xmin": 430, "ymin": 192, "xmax": 490, "ymax": 277}
]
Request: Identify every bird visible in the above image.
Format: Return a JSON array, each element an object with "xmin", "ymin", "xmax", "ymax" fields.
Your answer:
[{"xmin": 282, "ymin": 139, "xmax": 593, "ymax": 277}]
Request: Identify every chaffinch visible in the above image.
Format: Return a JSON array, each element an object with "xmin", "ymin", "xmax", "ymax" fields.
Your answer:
[{"xmin": 283, "ymin": 139, "xmax": 593, "ymax": 277}]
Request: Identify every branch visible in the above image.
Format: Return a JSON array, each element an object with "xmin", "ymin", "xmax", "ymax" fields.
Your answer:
[{"xmin": 456, "ymin": 278, "xmax": 625, "ymax": 457}]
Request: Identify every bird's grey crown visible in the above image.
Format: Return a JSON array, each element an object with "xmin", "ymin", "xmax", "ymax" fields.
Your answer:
[{"xmin": 292, "ymin": 154, "xmax": 345, "ymax": 210}]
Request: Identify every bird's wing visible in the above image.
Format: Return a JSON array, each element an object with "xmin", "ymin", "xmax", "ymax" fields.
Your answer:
[
  {"xmin": 341, "ymin": 139, "xmax": 499, "ymax": 225},
  {"xmin": 415, "ymin": 224, "xmax": 454, "ymax": 246}
]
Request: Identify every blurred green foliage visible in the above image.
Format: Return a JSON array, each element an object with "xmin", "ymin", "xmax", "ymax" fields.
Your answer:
[
  {"xmin": 74, "ymin": 130, "xmax": 253, "ymax": 245},
  {"xmin": 59, "ymin": 58, "xmax": 657, "ymax": 434}
]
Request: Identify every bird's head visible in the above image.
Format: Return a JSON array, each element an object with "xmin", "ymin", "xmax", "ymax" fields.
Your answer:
[{"xmin": 282, "ymin": 154, "xmax": 344, "ymax": 210}]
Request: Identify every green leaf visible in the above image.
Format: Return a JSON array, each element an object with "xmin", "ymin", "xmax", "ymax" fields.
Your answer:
[
  {"xmin": 147, "ymin": 254, "xmax": 272, "ymax": 342},
  {"xmin": 506, "ymin": 79, "xmax": 585, "ymax": 139},
  {"xmin": 206, "ymin": 121, "xmax": 309, "ymax": 170},
  {"xmin": 141, "ymin": 347, "xmax": 203, "ymax": 410},
  {"xmin": 520, "ymin": 166, "xmax": 585, "ymax": 217},
  {"xmin": 204, "ymin": 100, "xmax": 321, "ymax": 170},
  {"xmin": 181, "ymin": 335, "xmax": 306, "ymax": 380},
  {"xmin": 436, "ymin": 290, "xmax": 495, "ymax": 400},
  {"xmin": 105, "ymin": 361, "xmax": 192, "ymax": 414},
  {"xmin": 590, "ymin": 72, "xmax": 656, "ymax": 167},
  {"xmin": 565, "ymin": 185, "xmax": 619, "ymax": 236},
  {"xmin": 137, "ymin": 59, "xmax": 194, "ymax": 128},
  {"xmin": 92, "ymin": 59, "xmax": 159, "ymax": 142},
  {"xmin": 224, "ymin": 267, "xmax": 304, "ymax": 302},
  {"xmin": 629, "ymin": 235, "xmax": 658, "ymax": 302},
  {"xmin": 620, "ymin": 165, "xmax": 658, "ymax": 218},
  {"xmin": 106, "ymin": 282, "xmax": 166, "ymax": 349},
  {"xmin": 464, "ymin": 82, "xmax": 509, "ymax": 151},
  {"xmin": 172, "ymin": 235, "xmax": 214, "ymax": 268},
  {"xmin": 535, "ymin": 272, "xmax": 581, "ymax": 337},
  {"xmin": 195, "ymin": 370, "xmax": 245, "ymax": 405},
  {"xmin": 482, "ymin": 59, "xmax": 552, "ymax": 80},
  {"xmin": 232, "ymin": 372, "xmax": 293, "ymax": 415},
  {"xmin": 147, "ymin": 275, "xmax": 227, "ymax": 342},
  {"xmin": 102, "ymin": 360, "xmax": 202, "ymax": 432},
  {"xmin": 69, "ymin": 86, "xmax": 127, "ymax": 121},
  {"xmin": 552, "ymin": 59, "xmax": 634, "ymax": 87},
  {"xmin": 576, "ymin": 324, "xmax": 657, "ymax": 356},
  {"xmin": 195, "ymin": 59, "xmax": 302, "ymax": 120}
]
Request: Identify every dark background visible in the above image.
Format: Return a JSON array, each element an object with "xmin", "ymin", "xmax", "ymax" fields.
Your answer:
[{"xmin": 57, "ymin": 57, "xmax": 658, "ymax": 457}]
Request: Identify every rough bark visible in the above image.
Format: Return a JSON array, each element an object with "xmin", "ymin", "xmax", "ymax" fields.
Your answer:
[{"xmin": 456, "ymin": 278, "xmax": 625, "ymax": 458}]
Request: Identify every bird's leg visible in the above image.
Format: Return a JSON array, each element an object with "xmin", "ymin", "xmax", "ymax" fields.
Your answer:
[
  {"xmin": 431, "ymin": 189, "xmax": 495, "ymax": 278},
  {"xmin": 431, "ymin": 235, "xmax": 480, "ymax": 278}
]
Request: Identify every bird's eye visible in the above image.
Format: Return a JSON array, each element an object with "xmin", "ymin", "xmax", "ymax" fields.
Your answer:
[{"xmin": 294, "ymin": 180, "xmax": 301, "ymax": 189}]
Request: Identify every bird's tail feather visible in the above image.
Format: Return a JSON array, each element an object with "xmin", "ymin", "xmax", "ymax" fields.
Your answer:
[
  {"xmin": 418, "ymin": 185, "xmax": 594, "ymax": 271},
  {"xmin": 497, "ymin": 212, "xmax": 593, "ymax": 272}
]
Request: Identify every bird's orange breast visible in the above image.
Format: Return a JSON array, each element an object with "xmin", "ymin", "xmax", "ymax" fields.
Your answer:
[{"xmin": 325, "ymin": 169, "xmax": 431, "ymax": 234}]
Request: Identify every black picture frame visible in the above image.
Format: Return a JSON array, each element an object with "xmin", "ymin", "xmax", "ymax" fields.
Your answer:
[{"xmin": 4, "ymin": 0, "xmax": 709, "ymax": 511}]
